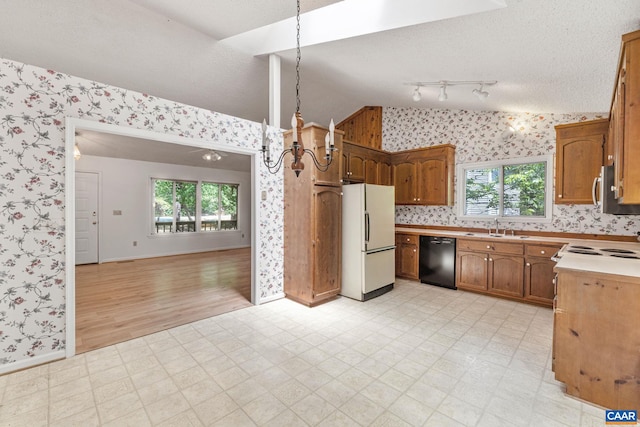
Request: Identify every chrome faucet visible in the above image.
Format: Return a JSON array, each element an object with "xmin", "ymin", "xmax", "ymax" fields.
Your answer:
[{"xmin": 494, "ymin": 218, "xmax": 499, "ymax": 235}]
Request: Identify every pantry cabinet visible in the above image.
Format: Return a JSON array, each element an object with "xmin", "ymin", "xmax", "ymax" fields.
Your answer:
[
  {"xmin": 554, "ymin": 119, "xmax": 608, "ymax": 204},
  {"xmin": 283, "ymin": 123, "xmax": 344, "ymax": 306}
]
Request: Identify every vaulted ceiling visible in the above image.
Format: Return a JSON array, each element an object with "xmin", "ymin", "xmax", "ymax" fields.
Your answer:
[{"xmin": 1, "ymin": 0, "xmax": 639, "ymax": 129}]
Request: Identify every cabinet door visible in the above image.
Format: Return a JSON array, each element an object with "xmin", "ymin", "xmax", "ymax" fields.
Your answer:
[
  {"xmin": 378, "ymin": 160, "xmax": 392, "ymax": 186},
  {"xmin": 364, "ymin": 158, "xmax": 378, "ymax": 184},
  {"xmin": 524, "ymin": 257, "xmax": 555, "ymax": 306},
  {"xmin": 348, "ymin": 154, "xmax": 366, "ymax": 182},
  {"xmin": 398, "ymin": 243, "xmax": 418, "ymax": 279},
  {"xmin": 342, "ymin": 152, "xmax": 349, "ymax": 183},
  {"xmin": 393, "ymin": 162, "xmax": 417, "ymax": 204},
  {"xmin": 456, "ymin": 251, "xmax": 488, "ymax": 291},
  {"xmin": 312, "ymin": 186, "xmax": 342, "ymax": 300},
  {"xmin": 488, "ymin": 254, "xmax": 524, "ymax": 297},
  {"xmin": 555, "ymin": 136, "xmax": 603, "ymax": 204},
  {"xmin": 312, "ymin": 130, "xmax": 342, "ymax": 186},
  {"xmin": 417, "ymin": 158, "xmax": 447, "ymax": 205}
]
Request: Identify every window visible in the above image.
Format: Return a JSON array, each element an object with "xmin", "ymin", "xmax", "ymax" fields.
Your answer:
[
  {"xmin": 152, "ymin": 179, "xmax": 238, "ymax": 234},
  {"xmin": 457, "ymin": 155, "xmax": 552, "ymax": 221}
]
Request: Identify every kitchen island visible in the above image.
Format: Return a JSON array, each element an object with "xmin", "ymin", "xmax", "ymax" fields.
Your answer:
[{"xmin": 553, "ymin": 243, "xmax": 640, "ymax": 411}]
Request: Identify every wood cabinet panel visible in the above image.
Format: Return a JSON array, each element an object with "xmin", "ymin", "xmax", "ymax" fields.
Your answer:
[
  {"xmin": 554, "ymin": 269, "xmax": 640, "ymax": 409},
  {"xmin": 393, "ymin": 161, "xmax": 417, "ymax": 204},
  {"xmin": 458, "ymin": 239, "xmax": 523, "ymax": 255},
  {"xmin": 395, "ymin": 233, "xmax": 418, "ymax": 280},
  {"xmin": 335, "ymin": 106, "xmax": 382, "ymax": 149},
  {"xmin": 378, "ymin": 160, "xmax": 392, "ymax": 185},
  {"xmin": 342, "ymin": 141, "xmax": 391, "ymax": 185},
  {"xmin": 488, "ymin": 254, "xmax": 524, "ymax": 297},
  {"xmin": 456, "ymin": 251, "xmax": 488, "ymax": 291},
  {"xmin": 417, "ymin": 158, "xmax": 447, "ymax": 205},
  {"xmin": 312, "ymin": 186, "xmax": 342, "ymax": 299},
  {"xmin": 554, "ymin": 119, "xmax": 607, "ymax": 204},
  {"xmin": 364, "ymin": 158, "xmax": 378, "ymax": 184}
]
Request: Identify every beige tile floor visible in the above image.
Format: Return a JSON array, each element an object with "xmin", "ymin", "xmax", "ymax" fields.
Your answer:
[{"xmin": 0, "ymin": 279, "xmax": 607, "ymax": 426}]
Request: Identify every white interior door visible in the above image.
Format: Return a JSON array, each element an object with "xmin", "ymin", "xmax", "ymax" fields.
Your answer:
[{"xmin": 75, "ymin": 172, "xmax": 99, "ymax": 264}]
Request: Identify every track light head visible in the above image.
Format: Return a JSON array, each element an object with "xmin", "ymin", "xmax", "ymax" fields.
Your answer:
[
  {"xmin": 202, "ymin": 151, "xmax": 221, "ymax": 161},
  {"xmin": 473, "ymin": 84, "xmax": 489, "ymax": 100},
  {"xmin": 438, "ymin": 85, "xmax": 448, "ymax": 102},
  {"xmin": 412, "ymin": 87, "xmax": 421, "ymax": 102}
]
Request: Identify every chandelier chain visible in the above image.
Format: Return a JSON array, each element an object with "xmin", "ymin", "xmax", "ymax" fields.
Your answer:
[{"xmin": 295, "ymin": 0, "xmax": 301, "ymax": 113}]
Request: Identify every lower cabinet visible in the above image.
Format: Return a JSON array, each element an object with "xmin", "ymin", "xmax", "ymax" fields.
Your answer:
[
  {"xmin": 524, "ymin": 244, "xmax": 563, "ymax": 305},
  {"xmin": 456, "ymin": 238, "xmax": 561, "ymax": 307},
  {"xmin": 395, "ymin": 233, "xmax": 418, "ymax": 280}
]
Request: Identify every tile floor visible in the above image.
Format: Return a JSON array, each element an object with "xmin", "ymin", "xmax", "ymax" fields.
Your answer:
[{"xmin": 0, "ymin": 279, "xmax": 607, "ymax": 426}]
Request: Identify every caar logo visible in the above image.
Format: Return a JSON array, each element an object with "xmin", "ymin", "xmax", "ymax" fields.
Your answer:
[{"xmin": 606, "ymin": 410, "xmax": 637, "ymax": 425}]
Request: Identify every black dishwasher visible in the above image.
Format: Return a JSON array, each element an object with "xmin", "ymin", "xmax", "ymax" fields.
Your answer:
[{"xmin": 419, "ymin": 236, "xmax": 457, "ymax": 289}]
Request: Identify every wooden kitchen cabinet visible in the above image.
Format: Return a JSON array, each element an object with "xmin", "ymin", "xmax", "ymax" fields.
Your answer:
[
  {"xmin": 608, "ymin": 30, "xmax": 640, "ymax": 203},
  {"xmin": 395, "ymin": 233, "xmax": 418, "ymax": 280},
  {"xmin": 283, "ymin": 123, "xmax": 344, "ymax": 306},
  {"xmin": 335, "ymin": 106, "xmax": 382, "ymax": 149},
  {"xmin": 553, "ymin": 268, "xmax": 640, "ymax": 409},
  {"xmin": 524, "ymin": 243, "xmax": 563, "ymax": 306},
  {"xmin": 456, "ymin": 239, "xmax": 525, "ymax": 299},
  {"xmin": 342, "ymin": 140, "xmax": 392, "ymax": 185},
  {"xmin": 392, "ymin": 145, "xmax": 455, "ymax": 206},
  {"xmin": 554, "ymin": 119, "xmax": 608, "ymax": 204}
]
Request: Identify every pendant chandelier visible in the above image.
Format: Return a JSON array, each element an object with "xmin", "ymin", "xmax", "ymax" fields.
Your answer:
[{"xmin": 261, "ymin": 0, "xmax": 336, "ymax": 177}]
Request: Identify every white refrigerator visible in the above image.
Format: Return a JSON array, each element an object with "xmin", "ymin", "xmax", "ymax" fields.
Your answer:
[{"xmin": 341, "ymin": 184, "xmax": 396, "ymax": 301}]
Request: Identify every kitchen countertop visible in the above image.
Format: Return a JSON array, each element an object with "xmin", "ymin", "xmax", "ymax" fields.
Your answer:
[{"xmin": 395, "ymin": 226, "xmax": 640, "ymax": 278}]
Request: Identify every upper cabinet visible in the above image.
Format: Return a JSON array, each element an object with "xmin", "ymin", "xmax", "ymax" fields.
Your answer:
[
  {"xmin": 336, "ymin": 106, "xmax": 382, "ymax": 149},
  {"xmin": 392, "ymin": 145, "xmax": 455, "ymax": 206},
  {"xmin": 554, "ymin": 119, "xmax": 608, "ymax": 204},
  {"xmin": 608, "ymin": 30, "xmax": 640, "ymax": 204},
  {"xmin": 342, "ymin": 141, "xmax": 392, "ymax": 186}
]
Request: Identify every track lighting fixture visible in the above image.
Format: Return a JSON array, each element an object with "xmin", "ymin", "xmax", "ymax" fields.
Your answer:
[
  {"xmin": 412, "ymin": 87, "xmax": 421, "ymax": 102},
  {"xmin": 73, "ymin": 144, "xmax": 81, "ymax": 160},
  {"xmin": 438, "ymin": 85, "xmax": 448, "ymax": 102},
  {"xmin": 202, "ymin": 150, "xmax": 222, "ymax": 161},
  {"xmin": 406, "ymin": 80, "xmax": 497, "ymax": 102}
]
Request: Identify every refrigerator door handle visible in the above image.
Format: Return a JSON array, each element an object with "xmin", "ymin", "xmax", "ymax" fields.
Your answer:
[{"xmin": 364, "ymin": 211, "xmax": 370, "ymax": 243}]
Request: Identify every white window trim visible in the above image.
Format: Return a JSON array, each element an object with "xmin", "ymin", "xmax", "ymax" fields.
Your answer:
[{"xmin": 456, "ymin": 155, "xmax": 553, "ymax": 223}]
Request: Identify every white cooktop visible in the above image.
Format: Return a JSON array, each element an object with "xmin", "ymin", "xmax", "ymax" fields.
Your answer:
[{"xmin": 555, "ymin": 240, "xmax": 640, "ymax": 278}]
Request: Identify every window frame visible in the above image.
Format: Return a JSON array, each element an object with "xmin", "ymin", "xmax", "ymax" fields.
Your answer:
[
  {"xmin": 151, "ymin": 177, "xmax": 239, "ymax": 235},
  {"xmin": 456, "ymin": 155, "xmax": 553, "ymax": 223}
]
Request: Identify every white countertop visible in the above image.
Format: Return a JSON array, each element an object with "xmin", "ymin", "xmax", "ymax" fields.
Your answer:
[{"xmin": 395, "ymin": 226, "xmax": 640, "ymax": 278}]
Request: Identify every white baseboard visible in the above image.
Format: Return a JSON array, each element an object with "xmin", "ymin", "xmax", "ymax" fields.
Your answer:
[
  {"xmin": 258, "ymin": 292, "xmax": 285, "ymax": 304},
  {"xmin": 0, "ymin": 350, "xmax": 66, "ymax": 375},
  {"xmin": 100, "ymin": 245, "xmax": 251, "ymax": 264}
]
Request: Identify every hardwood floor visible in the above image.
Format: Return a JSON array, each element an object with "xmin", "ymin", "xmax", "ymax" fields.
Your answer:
[{"xmin": 75, "ymin": 248, "xmax": 252, "ymax": 354}]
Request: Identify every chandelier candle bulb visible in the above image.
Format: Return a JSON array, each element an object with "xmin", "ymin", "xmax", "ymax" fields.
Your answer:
[
  {"xmin": 329, "ymin": 119, "xmax": 335, "ymax": 147},
  {"xmin": 261, "ymin": 119, "xmax": 267, "ymax": 150},
  {"xmin": 325, "ymin": 133, "xmax": 330, "ymax": 157}
]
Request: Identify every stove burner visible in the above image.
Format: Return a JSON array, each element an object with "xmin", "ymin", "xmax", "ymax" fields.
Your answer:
[
  {"xmin": 600, "ymin": 248, "xmax": 636, "ymax": 254},
  {"xmin": 570, "ymin": 245, "xmax": 595, "ymax": 250},
  {"xmin": 567, "ymin": 249, "xmax": 602, "ymax": 255},
  {"xmin": 610, "ymin": 254, "xmax": 640, "ymax": 259}
]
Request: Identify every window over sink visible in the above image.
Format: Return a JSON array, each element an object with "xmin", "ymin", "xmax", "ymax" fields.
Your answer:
[{"xmin": 456, "ymin": 155, "xmax": 553, "ymax": 222}]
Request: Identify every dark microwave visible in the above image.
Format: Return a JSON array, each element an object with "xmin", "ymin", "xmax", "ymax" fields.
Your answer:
[{"xmin": 593, "ymin": 165, "xmax": 640, "ymax": 215}]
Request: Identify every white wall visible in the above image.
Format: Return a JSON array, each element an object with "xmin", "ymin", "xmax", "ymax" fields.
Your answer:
[{"xmin": 77, "ymin": 155, "xmax": 251, "ymax": 262}]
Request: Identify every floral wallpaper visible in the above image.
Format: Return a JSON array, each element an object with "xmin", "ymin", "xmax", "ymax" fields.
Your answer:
[
  {"xmin": 0, "ymin": 58, "xmax": 284, "ymax": 368},
  {"xmin": 384, "ymin": 107, "xmax": 640, "ymax": 236}
]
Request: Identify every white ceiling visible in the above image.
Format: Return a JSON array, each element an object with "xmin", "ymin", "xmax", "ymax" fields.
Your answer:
[{"xmin": 1, "ymin": 0, "xmax": 639, "ymax": 131}]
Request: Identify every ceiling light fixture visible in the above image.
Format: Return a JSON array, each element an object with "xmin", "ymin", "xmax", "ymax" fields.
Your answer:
[
  {"xmin": 412, "ymin": 87, "xmax": 422, "ymax": 102},
  {"xmin": 260, "ymin": 0, "xmax": 336, "ymax": 177},
  {"xmin": 202, "ymin": 150, "xmax": 222, "ymax": 161},
  {"xmin": 406, "ymin": 80, "xmax": 497, "ymax": 102},
  {"xmin": 438, "ymin": 85, "xmax": 448, "ymax": 102}
]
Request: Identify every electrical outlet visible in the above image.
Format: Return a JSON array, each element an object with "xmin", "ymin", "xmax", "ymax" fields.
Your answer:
[
  {"xmin": 133, "ymin": 241, "xmax": 137, "ymax": 247},
  {"xmin": 261, "ymin": 190, "xmax": 267, "ymax": 201}
]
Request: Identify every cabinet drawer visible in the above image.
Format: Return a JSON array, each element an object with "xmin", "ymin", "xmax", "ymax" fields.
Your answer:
[
  {"xmin": 396, "ymin": 234, "xmax": 418, "ymax": 245},
  {"xmin": 526, "ymin": 244, "xmax": 563, "ymax": 258},
  {"xmin": 458, "ymin": 239, "xmax": 523, "ymax": 255}
]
